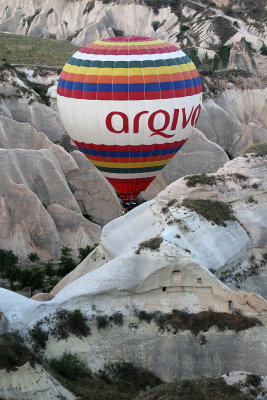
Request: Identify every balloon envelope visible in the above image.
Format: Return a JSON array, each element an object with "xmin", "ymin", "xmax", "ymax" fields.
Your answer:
[{"xmin": 57, "ymin": 36, "xmax": 202, "ymax": 200}]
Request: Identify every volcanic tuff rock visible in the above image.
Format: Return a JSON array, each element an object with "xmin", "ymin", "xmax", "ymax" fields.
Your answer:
[
  {"xmin": 0, "ymin": 99, "xmax": 65, "ymax": 143},
  {"xmin": 228, "ymin": 37, "xmax": 258, "ymax": 75},
  {"xmin": 0, "ymin": 114, "xmax": 122, "ymax": 257},
  {"xmin": 0, "ymin": 0, "xmax": 266, "ymax": 52},
  {"xmin": 0, "ymin": 154, "xmax": 266, "ymax": 381},
  {"xmin": 198, "ymin": 89, "xmax": 267, "ymax": 156},
  {"xmin": 0, "ymin": 147, "xmax": 101, "ymax": 259},
  {"xmin": 161, "ymin": 128, "xmax": 229, "ymax": 185},
  {"xmin": 0, "ymin": 362, "xmax": 75, "ymax": 400},
  {"xmin": 46, "ymin": 154, "xmax": 267, "ymax": 304},
  {"xmin": 69, "ymin": 150, "xmax": 122, "ymax": 226}
]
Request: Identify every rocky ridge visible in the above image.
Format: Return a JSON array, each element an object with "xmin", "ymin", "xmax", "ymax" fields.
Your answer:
[{"xmin": 0, "ymin": 0, "xmax": 266, "ymax": 52}]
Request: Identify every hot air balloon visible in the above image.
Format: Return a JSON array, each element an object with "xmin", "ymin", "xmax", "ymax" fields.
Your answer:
[{"xmin": 57, "ymin": 36, "xmax": 202, "ymax": 202}]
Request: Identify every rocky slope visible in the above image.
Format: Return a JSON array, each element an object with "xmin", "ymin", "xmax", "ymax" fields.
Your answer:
[
  {"xmin": 0, "ymin": 362, "xmax": 75, "ymax": 400},
  {"xmin": 0, "ymin": 0, "xmax": 266, "ymax": 52},
  {"xmin": 0, "ymin": 148, "xmax": 266, "ymax": 386},
  {"xmin": 0, "ymin": 113, "xmax": 122, "ymax": 259}
]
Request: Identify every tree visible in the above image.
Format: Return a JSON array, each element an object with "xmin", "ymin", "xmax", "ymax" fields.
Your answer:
[
  {"xmin": 190, "ymin": 48, "xmax": 200, "ymax": 68},
  {"xmin": 18, "ymin": 267, "xmax": 44, "ymax": 297},
  {"xmin": 1, "ymin": 264, "xmax": 21, "ymax": 288},
  {"xmin": 219, "ymin": 45, "xmax": 231, "ymax": 67},
  {"xmin": 260, "ymin": 43, "xmax": 267, "ymax": 56},
  {"xmin": 0, "ymin": 249, "xmax": 20, "ymax": 288},
  {"xmin": 27, "ymin": 252, "xmax": 40, "ymax": 262},
  {"xmin": 78, "ymin": 244, "xmax": 97, "ymax": 262},
  {"xmin": 0, "ymin": 249, "xmax": 18, "ymax": 273},
  {"xmin": 213, "ymin": 54, "xmax": 220, "ymax": 72},
  {"xmin": 57, "ymin": 246, "xmax": 76, "ymax": 278}
]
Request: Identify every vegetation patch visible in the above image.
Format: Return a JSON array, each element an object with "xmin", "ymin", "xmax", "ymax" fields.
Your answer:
[
  {"xmin": 185, "ymin": 174, "xmax": 217, "ymax": 187},
  {"xmin": 134, "ymin": 309, "xmax": 261, "ymax": 336},
  {"xmin": 98, "ymin": 362, "xmax": 162, "ymax": 394},
  {"xmin": 51, "ymin": 357, "xmax": 162, "ymax": 400},
  {"xmin": 110, "ymin": 312, "xmax": 124, "ymax": 327},
  {"xmin": 0, "ymin": 333, "xmax": 36, "ymax": 371},
  {"xmin": 212, "ymin": 16, "xmax": 237, "ymax": 44},
  {"xmin": 83, "ymin": 0, "xmax": 95, "ymax": 14},
  {"xmin": 29, "ymin": 324, "xmax": 49, "ymax": 351},
  {"xmin": 233, "ymin": 173, "xmax": 249, "ymax": 181},
  {"xmin": 136, "ymin": 310, "xmax": 155, "ymax": 323},
  {"xmin": 137, "ymin": 376, "xmax": 254, "ymax": 400},
  {"xmin": 167, "ymin": 199, "xmax": 178, "ymax": 207},
  {"xmin": 54, "ymin": 309, "xmax": 90, "ymax": 339},
  {"xmin": 113, "ymin": 28, "xmax": 125, "ymax": 36},
  {"xmin": 182, "ymin": 198, "xmax": 236, "ymax": 226},
  {"xmin": 96, "ymin": 314, "xmax": 109, "ymax": 329},
  {"xmin": 245, "ymin": 143, "xmax": 267, "ymax": 156},
  {"xmin": 154, "ymin": 309, "xmax": 261, "ymax": 336},
  {"xmin": 0, "ymin": 32, "xmax": 79, "ymax": 66},
  {"xmin": 136, "ymin": 236, "xmax": 163, "ymax": 254},
  {"xmin": 50, "ymin": 353, "xmax": 91, "ymax": 380}
]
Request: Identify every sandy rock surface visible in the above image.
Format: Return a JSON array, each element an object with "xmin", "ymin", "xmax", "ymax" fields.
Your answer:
[{"xmin": 0, "ymin": 362, "xmax": 75, "ymax": 400}]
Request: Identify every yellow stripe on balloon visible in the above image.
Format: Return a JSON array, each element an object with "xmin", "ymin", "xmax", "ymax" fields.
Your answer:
[
  {"xmin": 63, "ymin": 62, "xmax": 196, "ymax": 76},
  {"xmin": 90, "ymin": 159, "xmax": 171, "ymax": 168},
  {"xmin": 93, "ymin": 39, "xmax": 165, "ymax": 46}
]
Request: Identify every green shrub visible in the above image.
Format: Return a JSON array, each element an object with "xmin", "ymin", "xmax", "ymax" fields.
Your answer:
[
  {"xmin": 54, "ymin": 309, "xmax": 90, "ymax": 339},
  {"xmin": 57, "ymin": 246, "xmax": 77, "ymax": 278},
  {"xmin": 50, "ymin": 353, "xmax": 91, "ymax": 380},
  {"xmin": 182, "ymin": 198, "xmax": 236, "ymax": 226},
  {"xmin": 234, "ymin": 173, "xmax": 249, "ymax": 181},
  {"xmin": 0, "ymin": 334, "xmax": 36, "ymax": 371},
  {"xmin": 113, "ymin": 28, "xmax": 124, "ymax": 37},
  {"xmin": 137, "ymin": 236, "xmax": 163, "ymax": 253},
  {"xmin": 83, "ymin": 0, "xmax": 95, "ymax": 14},
  {"xmin": 245, "ymin": 374, "xmax": 262, "ymax": 387},
  {"xmin": 136, "ymin": 310, "xmax": 154, "ymax": 323},
  {"xmin": 99, "ymin": 362, "xmax": 162, "ymax": 393},
  {"xmin": 260, "ymin": 43, "xmax": 267, "ymax": 55},
  {"xmin": 27, "ymin": 252, "xmax": 40, "ymax": 261},
  {"xmin": 167, "ymin": 199, "xmax": 177, "ymax": 207},
  {"xmin": 245, "ymin": 143, "xmax": 267, "ymax": 156},
  {"xmin": 185, "ymin": 174, "xmax": 217, "ymax": 187},
  {"xmin": 154, "ymin": 309, "xmax": 262, "ymax": 336},
  {"xmin": 151, "ymin": 21, "xmax": 160, "ymax": 31},
  {"xmin": 110, "ymin": 312, "xmax": 124, "ymax": 326},
  {"xmin": 180, "ymin": 24, "xmax": 190, "ymax": 32},
  {"xmin": 137, "ymin": 376, "xmax": 253, "ymax": 400},
  {"xmin": 96, "ymin": 315, "xmax": 109, "ymax": 329},
  {"xmin": 78, "ymin": 244, "xmax": 97, "ymax": 262},
  {"xmin": 29, "ymin": 324, "xmax": 48, "ymax": 350}
]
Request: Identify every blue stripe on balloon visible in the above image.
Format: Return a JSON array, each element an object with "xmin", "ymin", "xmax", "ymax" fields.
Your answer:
[
  {"xmin": 77, "ymin": 145, "xmax": 182, "ymax": 158},
  {"xmin": 58, "ymin": 77, "xmax": 201, "ymax": 92}
]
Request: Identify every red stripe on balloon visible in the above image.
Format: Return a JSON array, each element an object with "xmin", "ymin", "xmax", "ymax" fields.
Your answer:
[
  {"xmin": 105, "ymin": 176, "xmax": 156, "ymax": 198},
  {"xmin": 79, "ymin": 45, "xmax": 178, "ymax": 55},
  {"xmin": 57, "ymin": 85, "xmax": 202, "ymax": 100},
  {"xmin": 73, "ymin": 139, "xmax": 187, "ymax": 152}
]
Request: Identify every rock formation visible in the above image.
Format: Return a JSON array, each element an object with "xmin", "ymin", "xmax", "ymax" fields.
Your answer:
[
  {"xmin": 228, "ymin": 37, "xmax": 258, "ymax": 74},
  {"xmin": 0, "ymin": 0, "xmax": 266, "ymax": 51},
  {"xmin": 161, "ymin": 129, "xmax": 229, "ymax": 184},
  {"xmin": 0, "ymin": 362, "xmax": 75, "ymax": 400},
  {"xmin": 0, "ymin": 152, "xmax": 266, "ymax": 381},
  {"xmin": 197, "ymin": 89, "xmax": 267, "ymax": 156},
  {"xmin": 0, "ymin": 114, "xmax": 123, "ymax": 258}
]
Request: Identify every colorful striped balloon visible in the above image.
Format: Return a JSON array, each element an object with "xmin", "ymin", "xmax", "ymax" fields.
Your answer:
[{"xmin": 57, "ymin": 36, "xmax": 202, "ymax": 201}]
